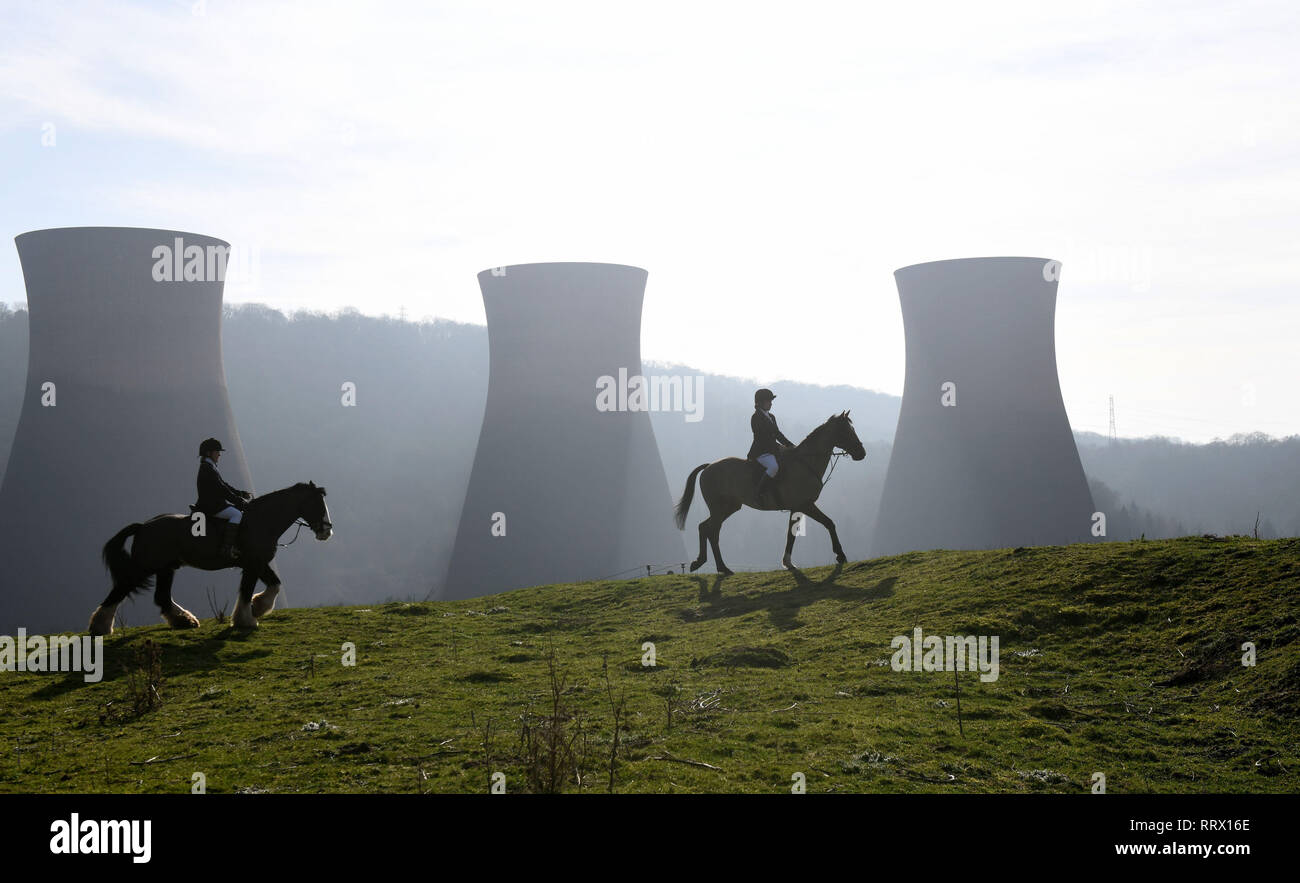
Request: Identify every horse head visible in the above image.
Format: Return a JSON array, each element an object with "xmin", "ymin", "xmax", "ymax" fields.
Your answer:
[
  {"xmin": 300, "ymin": 481, "xmax": 333, "ymax": 540},
  {"xmin": 830, "ymin": 410, "xmax": 867, "ymax": 461}
]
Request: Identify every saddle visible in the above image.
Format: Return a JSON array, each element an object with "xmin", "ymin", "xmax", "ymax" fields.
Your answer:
[
  {"xmin": 188, "ymin": 504, "xmax": 237, "ymax": 519},
  {"xmin": 188, "ymin": 505, "xmax": 242, "ymax": 552}
]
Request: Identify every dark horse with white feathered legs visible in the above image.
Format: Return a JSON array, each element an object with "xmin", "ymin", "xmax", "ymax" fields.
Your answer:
[
  {"xmin": 90, "ymin": 481, "xmax": 333, "ymax": 635},
  {"xmin": 674, "ymin": 412, "xmax": 866, "ymax": 575}
]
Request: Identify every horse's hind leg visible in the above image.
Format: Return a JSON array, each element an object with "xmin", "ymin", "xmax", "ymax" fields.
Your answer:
[
  {"xmin": 89, "ymin": 582, "xmax": 132, "ymax": 636},
  {"xmin": 690, "ymin": 518, "xmax": 711, "ymax": 572},
  {"xmin": 231, "ymin": 568, "xmax": 261, "ymax": 629},
  {"xmin": 251, "ymin": 563, "xmax": 282, "ymax": 619},
  {"xmin": 708, "ymin": 502, "xmax": 741, "ymax": 576},
  {"xmin": 155, "ymin": 568, "xmax": 199, "ymax": 629}
]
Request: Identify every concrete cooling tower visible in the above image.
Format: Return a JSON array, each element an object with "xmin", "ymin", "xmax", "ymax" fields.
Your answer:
[
  {"xmin": 871, "ymin": 257, "xmax": 1095, "ymax": 557},
  {"xmin": 0, "ymin": 227, "xmax": 252, "ymax": 633},
  {"xmin": 443, "ymin": 262, "xmax": 686, "ymax": 599}
]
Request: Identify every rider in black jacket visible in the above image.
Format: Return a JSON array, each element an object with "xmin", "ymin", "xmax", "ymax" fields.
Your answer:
[
  {"xmin": 195, "ymin": 438, "xmax": 251, "ymax": 558},
  {"xmin": 748, "ymin": 388, "xmax": 794, "ymax": 506}
]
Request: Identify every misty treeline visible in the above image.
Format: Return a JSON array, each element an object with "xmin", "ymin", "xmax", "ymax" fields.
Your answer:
[{"xmin": 0, "ymin": 302, "xmax": 1296, "ymax": 609}]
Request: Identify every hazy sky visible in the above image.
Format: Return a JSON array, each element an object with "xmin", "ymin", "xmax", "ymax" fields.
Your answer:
[{"xmin": 1, "ymin": 0, "xmax": 1297, "ymax": 442}]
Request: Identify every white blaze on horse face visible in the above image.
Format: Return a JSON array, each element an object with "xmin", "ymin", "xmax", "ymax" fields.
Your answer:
[{"xmin": 317, "ymin": 498, "xmax": 334, "ymax": 540}]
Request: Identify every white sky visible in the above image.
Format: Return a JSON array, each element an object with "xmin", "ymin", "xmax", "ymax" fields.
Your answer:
[{"xmin": 1, "ymin": 0, "xmax": 1298, "ymax": 442}]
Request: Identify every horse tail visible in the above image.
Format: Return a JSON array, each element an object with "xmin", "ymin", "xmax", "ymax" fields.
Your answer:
[
  {"xmin": 674, "ymin": 464, "xmax": 709, "ymax": 530},
  {"xmin": 102, "ymin": 523, "xmax": 152, "ymax": 595}
]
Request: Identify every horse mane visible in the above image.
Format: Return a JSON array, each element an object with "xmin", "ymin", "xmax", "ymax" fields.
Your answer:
[
  {"xmin": 794, "ymin": 413, "xmax": 847, "ymax": 452},
  {"xmin": 245, "ymin": 481, "xmax": 326, "ymax": 512}
]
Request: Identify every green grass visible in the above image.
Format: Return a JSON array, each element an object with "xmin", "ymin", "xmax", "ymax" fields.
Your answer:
[{"xmin": 1, "ymin": 536, "xmax": 1297, "ymax": 793}]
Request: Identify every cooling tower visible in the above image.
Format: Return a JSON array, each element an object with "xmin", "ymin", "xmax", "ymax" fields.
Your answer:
[
  {"xmin": 0, "ymin": 227, "xmax": 252, "ymax": 633},
  {"xmin": 443, "ymin": 262, "xmax": 686, "ymax": 599},
  {"xmin": 871, "ymin": 257, "xmax": 1095, "ymax": 557}
]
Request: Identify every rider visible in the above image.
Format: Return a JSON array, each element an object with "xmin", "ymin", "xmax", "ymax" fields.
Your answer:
[
  {"xmin": 195, "ymin": 438, "xmax": 252, "ymax": 559},
  {"xmin": 748, "ymin": 388, "xmax": 794, "ymax": 507}
]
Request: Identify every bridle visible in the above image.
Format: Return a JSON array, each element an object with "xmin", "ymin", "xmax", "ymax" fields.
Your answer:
[
  {"xmin": 278, "ymin": 491, "xmax": 331, "ymax": 547},
  {"xmin": 279, "ymin": 515, "xmax": 331, "ymax": 547},
  {"xmin": 278, "ymin": 520, "xmax": 311, "ymax": 547},
  {"xmin": 785, "ymin": 422, "xmax": 861, "ymax": 488}
]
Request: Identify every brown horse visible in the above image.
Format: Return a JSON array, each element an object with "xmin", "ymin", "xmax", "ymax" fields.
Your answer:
[
  {"xmin": 90, "ymin": 481, "xmax": 332, "ymax": 635},
  {"xmin": 674, "ymin": 412, "xmax": 866, "ymax": 574}
]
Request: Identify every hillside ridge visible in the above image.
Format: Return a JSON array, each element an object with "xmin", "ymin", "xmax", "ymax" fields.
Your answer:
[{"xmin": 1, "ymin": 536, "xmax": 1296, "ymax": 793}]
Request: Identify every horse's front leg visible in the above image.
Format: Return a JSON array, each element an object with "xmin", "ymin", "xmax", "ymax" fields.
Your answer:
[
  {"xmin": 251, "ymin": 563, "xmax": 283, "ymax": 619},
  {"xmin": 783, "ymin": 511, "xmax": 802, "ymax": 569},
  {"xmin": 231, "ymin": 567, "xmax": 261, "ymax": 629},
  {"xmin": 803, "ymin": 503, "xmax": 847, "ymax": 564},
  {"xmin": 156, "ymin": 568, "xmax": 200, "ymax": 629}
]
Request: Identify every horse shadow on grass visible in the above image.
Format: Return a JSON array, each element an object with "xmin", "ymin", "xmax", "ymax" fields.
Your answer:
[
  {"xmin": 27, "ymin": 625, "xmax": 274, "ymax": 701},
  {"xmin": 681, "ymin": 565, "xmax": 897, "ymax": 631}
]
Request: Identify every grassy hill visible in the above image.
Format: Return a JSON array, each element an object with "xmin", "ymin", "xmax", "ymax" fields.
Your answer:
[{"xmin": 1, "ymin": 536, "xmax": 1296, "ymax": 794}]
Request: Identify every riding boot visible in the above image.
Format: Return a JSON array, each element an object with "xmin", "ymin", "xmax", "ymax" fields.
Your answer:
[
  {"xmin": 221, "ymin": 520, "xmax": 241, "ymax": 560},
  {"xmin": 756, "ymin": 474, "xmax": 781, "ymax": 509}
]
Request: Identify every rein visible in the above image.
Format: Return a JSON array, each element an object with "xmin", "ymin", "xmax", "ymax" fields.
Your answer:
[
  {"xmin": 821, "ymin": 451, "xmax": 848, "ymax": 486},
  {"xmin": 278, "ymin": 519, "xmax": 312, "ymax": 547},
  {"xmin": 788, "ymin": 423, "xmax": 851, "ymax": 488},
  {"xmin": 244, "ymin": 490, "xmax": 319, "ymax": 548}
]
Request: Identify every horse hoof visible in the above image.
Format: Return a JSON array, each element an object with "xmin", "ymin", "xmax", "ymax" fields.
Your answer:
[
  {"xmin": 162, "ymin": 605, "xmax": 201, "ymax": 629},
  {"xmin": 689, "ymin": 560, "xmax": 704, "ymax": 573},
  {"xmin": 251, "ymin": 596, "xmax": 276, "ymax": 618},
  {"xmin": 717, "ymin": 568, "xmax": 734, "ymax": 577},
  {"xmin": 231, "ymin": 600, "xmax": 258, "ymax": 630},
  {"xmin": 836, "ymin": 554, "xmax": 848, "ymax": 564},
  {"xmin": 87, "ymin": 607, "xmax": 115, "ymax": 636},
  {"xmin": 782, "ymin": 557, "xmax": 793, "ymax": 569}
]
